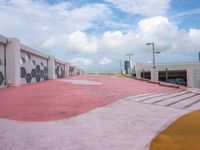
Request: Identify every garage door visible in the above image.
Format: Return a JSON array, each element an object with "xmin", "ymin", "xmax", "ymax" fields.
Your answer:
[{"xmin": 0, "ymin": 43, "xmax": 6, "ymax": 87}]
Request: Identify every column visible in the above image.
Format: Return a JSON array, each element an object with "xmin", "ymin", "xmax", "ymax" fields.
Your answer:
[
  {"xmin": 73, "ymin": 66, "xmax": 77, "ymax": 76},
  {"xmin": 65, "ymin": 63, "xmax": 70, "ymax": 78},
  {"xmin": 48, "ymin": 56, "xmax": 56, "ymax": 80},
  {"xmin": 136, "ymin": 69, "xmax": 141, "ymax": 78},
  {"xmin": 6, "ymin": 38, "xmax": 21, "ymax": 86},
  {"xmin": 151, "ymin": 68, "xmax": 159, "ymax": 81}
]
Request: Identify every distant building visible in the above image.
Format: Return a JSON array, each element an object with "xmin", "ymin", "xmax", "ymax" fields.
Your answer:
[{"xmin": 124, "ymin": 60, "xmax": 134, "ymax": 74}]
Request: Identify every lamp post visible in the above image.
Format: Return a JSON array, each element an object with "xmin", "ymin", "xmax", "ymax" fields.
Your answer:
[
  {"xmin": 146, "ymin": 42, "xmax": 160, "ymax": 68},
  {"xmin": 118, "ymin": 61, "xmax": 122, "ymax": 74},
  {"xmin": 126, "ymin": 53, "xmax": 133, "ymax": 61}
]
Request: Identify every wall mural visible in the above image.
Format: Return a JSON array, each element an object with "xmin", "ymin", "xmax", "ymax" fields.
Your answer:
[
  {"xmin": 0, "ymin": 43, "xmax": 5, "ymax": 87},
  {"xmin": 55, "ymin": 63, "xmax": 65, "ymax": 78},
  {"xmin": 0, "ymin": 71, "xmax": 4, "ymax": 85},
  {"xmin": 20, "ymin": 51, "xmax": 48, "ymax": 84},
  {"xmin": 20, "ymin": 65, "xmax": 48, "ymax": 83},
  {"xmin": 69, "ymin": 67, "xmax": 73, "ymax": 76}
]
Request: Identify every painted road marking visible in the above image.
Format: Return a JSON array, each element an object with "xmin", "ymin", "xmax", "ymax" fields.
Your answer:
[
  {"xmin": 144, "ymin": 91, "xmax": 188, "ymax": 104},
  {"xmin": 127, "ymin": 93, "xmax": 168, "ymax": 102},
  {"xmin": 186, "ymin": 100, "xmax": 200, "ymax": 110},
  {"xmin": 155, "ymin": 93, "xmax": 197, "ymax": 106},
  {"xmin": 124, "ymin": 93, "xmax": 154, "ymax": 100},
  {"xmin": 126, "ymin": 91, "xmax": 200, "ymax": 111},
  {"xmin": 171, "ymin": 95, "xmax": 200, "ymax": 108}
]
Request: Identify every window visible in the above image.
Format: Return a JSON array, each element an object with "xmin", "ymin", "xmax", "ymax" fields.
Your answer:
[
  {"xmin": 41, "ymin": 62, "xmax": 44, "ymax": 66},
  {"xmin": 20, "ymin": 57, "xmax": 26, "ymax": 65},
  {"xmin": 0, "ymin": 59, "xmax": 3, "ymax": 66},
  {"xmin": 24, "ymin": 53, "xmax": 31, "ymax": 62},
  {"xmin": 28, "ymin": 54, "xmax": 31, "ymax": 60},
  {"xmin": 32, "ymin": 60, "xmax": 36, "ymax": 66}
]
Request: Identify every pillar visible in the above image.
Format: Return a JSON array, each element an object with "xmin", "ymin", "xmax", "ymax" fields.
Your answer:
[
  {"xmin": 48, "ymin": 56, "xmax": 56, "ymax": 80},
  {"xmin": 151, "ymin": 68, "xmax": 158, "ymax": 81},
  {"xmin": 73, "ymin": 67, "xmax": 77, "ymax": 76},
  {"xmin": 136, "ymin": 69, "xmax": 141, "ymax": 78},
  {"xmin": 6, "ymin": 38, "xmax": 21, "ymax": 86},
  {"xmin": 65, "ymin": 63, "xmax": 70, "ymax": 78}
]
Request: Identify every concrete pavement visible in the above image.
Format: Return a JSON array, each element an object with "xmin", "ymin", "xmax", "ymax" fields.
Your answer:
[
  {"xmin": 0, "ymin": 76, "xmax": 180, "ymax": 121},
  {"xmin": 1, "ymin": 76, "xmax": 198, "ymax": 150},
  {"xmin": 0, "ymin": 93, "xmax": 190, "ymax": 150}
]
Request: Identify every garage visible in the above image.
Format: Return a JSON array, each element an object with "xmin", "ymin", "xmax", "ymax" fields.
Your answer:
[
  {"xmin": 141, "ymin": 71, "xmax": 151, "ymax": 79},
  {"xmin": 159, "ymin": 70, "xmax": 187, "ymax": 86}
]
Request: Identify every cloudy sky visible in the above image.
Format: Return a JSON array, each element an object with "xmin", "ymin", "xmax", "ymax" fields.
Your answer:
[{"xmin": 0, "ymin": 0, "xmax": 200, "ymax": 73}]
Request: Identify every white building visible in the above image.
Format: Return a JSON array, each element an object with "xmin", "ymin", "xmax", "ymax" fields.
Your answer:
[{"xmin": 136, "ymin": 62, "xmax": 200, "ymax": 88}]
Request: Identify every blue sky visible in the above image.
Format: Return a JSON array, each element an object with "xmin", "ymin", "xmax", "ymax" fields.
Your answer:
[{"xmin": 0, "ymin": 0, "xmax": 200, "ymax": 73}]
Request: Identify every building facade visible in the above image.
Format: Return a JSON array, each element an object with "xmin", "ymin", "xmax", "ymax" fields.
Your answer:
[{"xmin": 136, "ymin": 62, "xmax": 200, "ymax": 88}]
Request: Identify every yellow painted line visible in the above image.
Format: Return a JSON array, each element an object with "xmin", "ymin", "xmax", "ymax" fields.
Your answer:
[{"xmin": 150, "ymin": 111, "xmax": 200, "ymax": 150}]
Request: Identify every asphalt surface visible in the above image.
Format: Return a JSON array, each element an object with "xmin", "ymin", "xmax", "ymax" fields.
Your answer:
[{"xmin": 0, "ymin": 75, "xmax": 180, "ymax": 121}]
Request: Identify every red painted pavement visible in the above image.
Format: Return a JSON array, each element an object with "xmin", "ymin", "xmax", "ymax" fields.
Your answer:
[{"xmin": 0, "ymin": 76, "xmax": 183, "ymax": 121}]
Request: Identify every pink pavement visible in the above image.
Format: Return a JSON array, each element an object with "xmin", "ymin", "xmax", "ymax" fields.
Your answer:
[{"xmin": 0, "ymin": 75, "xmax": 182, "ymax": 121}]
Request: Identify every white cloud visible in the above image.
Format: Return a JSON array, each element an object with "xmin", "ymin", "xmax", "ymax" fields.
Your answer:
[
  {"xmin": 0, "ymin": 0, "xmax": 110, "ymax": 51},
  {"xmin": 188, "ymin": 29, "xmax": 200, "ymax": 48},
  {"xmin": 98, "ymin": 16, "xmax": 200, "ymax": 55},
  {"xmin": 70, "ymin": 57, "xmax": 93, "ymax": 67},
  {"xmin": 100, "ymin": 31, "xmax": 126, "ymax": 53},
  {"xmin": 99, "ymin": 57, "xmax": 112, "ymax": 65},
  {"xmin": 66, "ymin": 31, "xmax": 98, "ymax": 53},
  {"xmin": 42, "ymin": 38, "xmax": 56, "ymax": 49},
  {"xmin": 0, "ymin": 0, "xmax": 200, "ymax": 69},
  {"xmin": 105, "ymin": 0, "xmax": 171, "ymax": 16}
]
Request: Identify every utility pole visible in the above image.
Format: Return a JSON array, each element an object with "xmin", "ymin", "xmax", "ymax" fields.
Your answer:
[
  {"xmin": 118, "ymin": 61, "xmax": 122, "ymax": 74},
  {"xmin": 126, "ymin": 54, "xmax": 133, "ymax": 61}
]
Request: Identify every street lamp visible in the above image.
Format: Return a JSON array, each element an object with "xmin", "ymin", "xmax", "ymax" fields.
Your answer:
[
  {"xmin": 146, "ymin": 42, "xmax": 160, "ymax": 68},
  {"xmin": 126, "ymin": 53, "xmax": 133, "ymax": 61},
  {"xmin": 118, "ymin": 61, "xmax": 123, "ymax": 74}
]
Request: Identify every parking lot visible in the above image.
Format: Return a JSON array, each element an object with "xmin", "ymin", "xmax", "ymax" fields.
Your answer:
[{"xmin": 0, "ymin": 75, "xmax": 194, "ymax": 150}]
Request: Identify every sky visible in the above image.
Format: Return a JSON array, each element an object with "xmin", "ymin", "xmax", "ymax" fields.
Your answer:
[{"xmin": 0, "ymin": 0, "xmax": 200, "ymax": 73}]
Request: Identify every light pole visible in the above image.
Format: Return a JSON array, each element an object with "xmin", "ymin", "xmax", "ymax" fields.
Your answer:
[
  {"xmin": 118, "ymin": 61, "xmax": 122, "ymax": 74},
  {"xmin": 146, "ymin": 42, "xmax": 160, "ymax": 68},
  {"xmin": 126, "ymin": 54, "xmax": 133, "ymax": 61}
]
